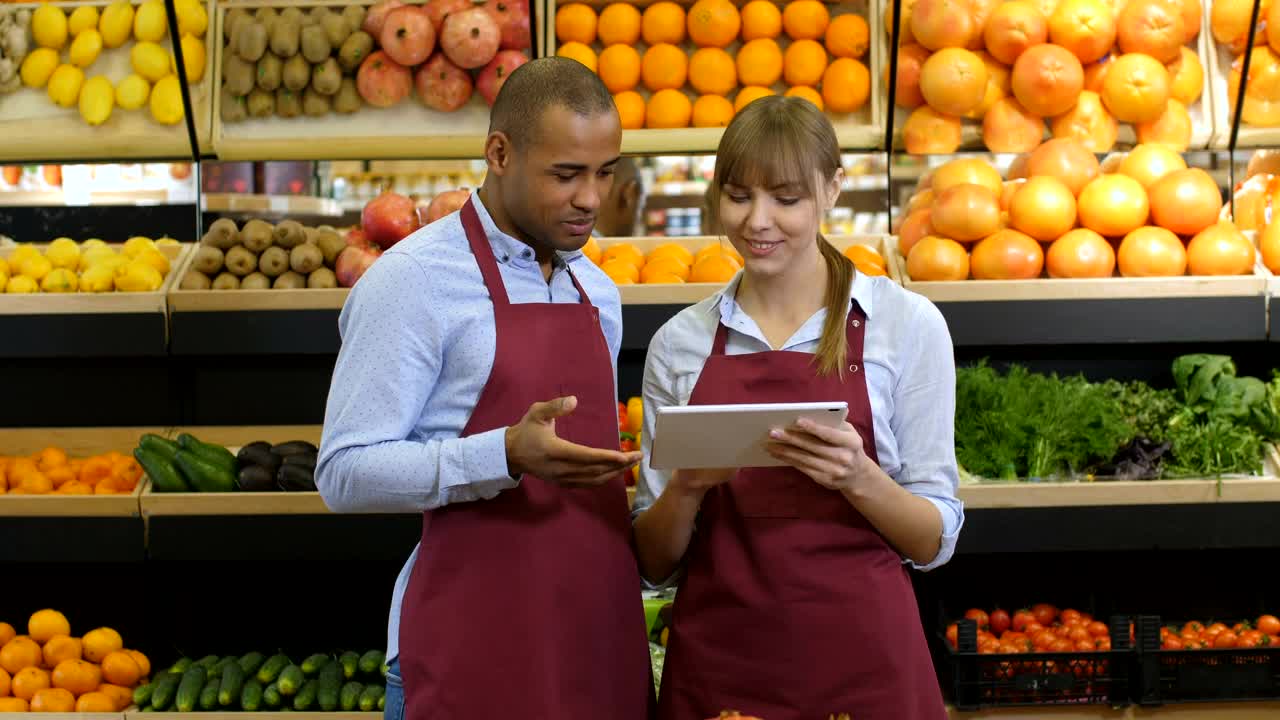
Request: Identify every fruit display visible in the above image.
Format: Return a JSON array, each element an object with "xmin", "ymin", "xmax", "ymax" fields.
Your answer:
[
  {"xmin": 1217, "ymin": 0, "xmax": 1280, "ymax": 130},
  {"xmin": 888, "ymin": 0, "xmax": 1208, "ymax": 153},
  {"xmin": 956, "ymin": 354, "xmax": 1280, "ymax": 481},
  {"xmin": 1, "ymin": 236, "xmax": 178, "ymax": 294},
  {"xmin": 896, "ymin": 139, "xmax": 1256, "ymax": 281},
  {"xmin": 182, "ymin": 217, "xmax": 347, "ymax": 290},
  {"xmin": 218, "ymin": 0, "xmax": 531, "ymax": 123},
  {"xmin": 0, "ymin": 610, "xmax": 148, "ymax": 712},
  {"xmin": 1158, "ymin": 615, "xmax": 1280, "ymax": 650},
  {"xmin": 133, "ymin": 432, "xmax": 318, "ymax": 492},
  {"xmin": 618, "ymin": 396, "xmax": 642, "ymax": 484},
  {"xmin": 946, "ymin": 604, "xmax": 1116, "ymax": 653},
  {"xmin": 0, "ymin": 7, "xmax": 32, "ymax": 95},
  {"xmin": 137, "ymin": 649, "xmax": 387, "ymax": 712},
  {"xmin": 0, "ymin": 447, "xmax": 141, "ymax": 495},
  {"xmin": 554, "ymin": 0, "xmax": 874, "ymax": 130}
]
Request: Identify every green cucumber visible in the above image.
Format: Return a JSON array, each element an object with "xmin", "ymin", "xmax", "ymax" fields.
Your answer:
[
  {"xmin": 175, "ymin": 450, "xmax": 238, "ymax": 493},
  {"xmin": 174, "ymin": 665, "xmax": 207, "ymax": 713},
  {"xmin": 132, "ymin": 682, "xmax": 154, "ymax": 707},
  {"xmin": 262, "ymin": 682, "xmax": 283, "ymax": 708},
  {"xmin": 338, "ymin": 651, "xmax": 360, "ymax": 679},
  {"xmin": 358, "ymin": 684, "xmax": 384, "ymax": 712},
  {"xmin": 238, "ymin": 651, "xmax": 267, "ymax": 675},
  {"xmin": 358, "ymin": 649, "xmax": 385, "ymax": 675},
  {"xmin": 194, "ymin": 654, "xmax": 220, "ymax": 670},
  {"xmin": 293, "ymin": 679, "xmax": 318, "ymax": 711},
  {"xmin": 301, "ymin": 653, "xmax": 330, "ymax": 676},
  {"xmin": 257, "ymin": 653, "xmax": 291, "ymax": 684},
  {"xmin": 317, "ymin": 659, "xmax": 343, "ymax": 710},
  {"xmin": 139, "ymin": 433, "xmax": 181, "ymax": 462},
  {"xmin": 277, "ymin": 664, "xmax": 304, "ymax": 696},
  {"xmin": 135, "ymin": 447, "xmax": 191, "ymax": 492},
  {"xmin": 219, "ymin": 661, "xmax": 246, "ymax": 706},
  {"xmin": 378, "ymin": 693, "xmax": 385, "ymax": 711},
  {"xmin": 199, "ymin": 677, "xmax": 219, "ymax": 710},
  {"xmin": 210, "ymin": 655, "xmax": 238, "ymax": 678},
  {"xmin": 240, "ymin": 678, "xmax": 264, "ymax": 711},
  {"xmin": 339, "ymin": 681, "xmax": 364, "ymax": 711},
  {"xmin": 178, "ymin": 433, "xmax": 238, "ymax": 472},
  {"xmin": 165, "ymin": 657, "xmax": 192, "ymax": 676},
  {"xmin": 150, "ymin": 670, "xmax": 182, "ymax": 710}
]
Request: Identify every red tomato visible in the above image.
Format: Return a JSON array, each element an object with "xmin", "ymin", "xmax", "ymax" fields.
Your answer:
[
  {"xmin": 1012, "ymin": 611, "xmax": 1036, "ymax": 633},
  {"xmin": 1270, "ymin": 635, "xmax": 1280, "ymax": 647},
  {"xmin": 1095, "ymin": 637, "xmax": 1112, "ymax": 651},
  {"xmin": 1183, "ymin": 621, "xmax": 1205, "ymax": 635},
  {"xmin": 1032, "ymin": 631, "xmax": 1056, "ymax": 651},
  {"xmin": 1061, "ymin": 609, "xmax": 1084, "ymax": 625},
  {"xmin": 1086, "ymin": 621, "xmax": 1109, "ymax": 638},
  {"xmin": 1069, "ymin": 626, "xmax": 1093, "ymax": 644},
  {"xmin": 1214, "ymin": 631, "xmax": 1239, "ymax": 649},
  {"xmin": 1025, "ymin": 621, "xmax": 1045, "ymax": 635},
  {"xmin": 980, "ymin": 638, "xmax": 1000, "ymax": 654},
  {"xmin": 1050, "ymin": 638, "xmax": 1074, "ymax": 653},
  {"xmin": 946, "ymin": 623, "xmax": 959, "ymax": 648},
  {"xmin": 1055, "ymin": 625, "xmax": 1074, "ymax": 638},
  {"xmin": 1233, "ymin": 622, "xmax": 1251, "ymax": 634},
  {"xmin": 999, "ymin": 641, "xmax": 1026, "ymax": 654},
  {"xmin": 1080, "ymin": 613, "xmax": 1094, "ymax": 624},
  {"xmin": 990, "ymin": 608, "xmax": 1011, "ymax": 635},
  {"xmin": 1032, "ymin": 603, "xmax": 1059, "ymax": 626},
  {"xmin": 1239, "ymin": 630, "xmax": 1264, "ymax": 648},
  {"xmin": 1075, "ymin": 639, "xmax": 1096, "ymax": 652},
  {"xmin": 965, "ymin": 608, "xmax": 991, "ymax": 630},
  {"xmin": 1258, "ymin": 615, "xmax": 1280, "ymax": 636},
  {"xmin": 1206, "ymin": 623, "xmax": 1229, "ymax": 638},
  {"xmin": 1162, "ymin": 636, "xmax": 1184, "ymax": 650}
]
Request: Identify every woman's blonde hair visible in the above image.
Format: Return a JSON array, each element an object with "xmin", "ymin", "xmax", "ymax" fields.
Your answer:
[{"xmin": 711, "ymin": 95, "xmax": 853, "ymax": 377}]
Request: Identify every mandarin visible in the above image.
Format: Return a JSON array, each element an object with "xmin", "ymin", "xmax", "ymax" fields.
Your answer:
[
  {"xmin": 614, "ymin": 91, "xmax": 646, "ymax": 129},
  {"xmin": 555, "ymin": 3, "xmax": 597, "ymax": 44},
  {"xmin": 741, "ymin": 0, "xmax": 782, "ymax": 40},
  {"xmin": 598, "ymin": 2, "xmax": 642, "ymax": 45},
  {"xmin": 785, "ymin": 86, "xmax": 824, "ymax": 109},
  {"xmin": 826, "ymin": 13, "xmax": 869, "ymax": 58},
  {"xmin": 689, "ymin": 47, "xmax": 737, "ymax": 96},
  {"xmin": 693, "ymin": 94, "xmax": 736, "ymax": 126},
  {"xmin": 599, "ymin": 44, "xmax": 641, "ymax": 93},
  {"xmin": 647, "ymin": 88, "xmax": 693, "ymax": 128}
]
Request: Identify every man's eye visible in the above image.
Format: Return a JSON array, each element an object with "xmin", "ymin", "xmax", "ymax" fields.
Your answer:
[{"xmin": 556, "ymin": 173, "xmax": 576, "ymax": 182}]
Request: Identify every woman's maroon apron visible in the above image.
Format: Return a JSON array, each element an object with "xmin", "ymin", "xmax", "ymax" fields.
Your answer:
[
  {"xmin": 398, "ymin": 198, "xmax": 653, "ymax": 719},
  {"xmin": 657, "ymin": 302, "xmax": 946, "ymax": 720}
]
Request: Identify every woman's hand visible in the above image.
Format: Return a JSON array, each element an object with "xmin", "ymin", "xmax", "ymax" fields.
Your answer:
[{"xmin": 765, "ymin": 418, "xmax": 877, "ymax": 494}]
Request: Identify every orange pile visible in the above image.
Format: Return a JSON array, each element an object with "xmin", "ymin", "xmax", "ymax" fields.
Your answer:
[
  {"xmin": 0, "ymin": 447, "xmax": 141, "ymax": 495},
  {"xmin": 0, "ymin": 610, "xmax": 148, "ymax": 712},
  {"xmin": 1234, "ymin": 151, "xmax": 1280, "ymax": 274},
  {"xmin": 556, "ymin": 0, "xmax": 872, "ymax": 129},
  {"xmin": 583, "ymin": 239, "xmax": 744, "ymax": 284},
  {"xmin": 891, "ymin": 0, "xmax": 1205, "ymax": 154},
  {"xmin": 1222, "ymin": 0, "xmax": 1280, "ymax": 128},
  {"xmin": 897, "ymin": 138, "xmax": 1256, "ymax": 281}
]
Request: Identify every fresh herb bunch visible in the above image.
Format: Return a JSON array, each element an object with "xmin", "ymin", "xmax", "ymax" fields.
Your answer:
[{"xmin": 1099, "ymin": 379, "xmax": 1180, "ymax": 443}]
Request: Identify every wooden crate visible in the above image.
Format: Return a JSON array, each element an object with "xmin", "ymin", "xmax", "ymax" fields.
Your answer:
[
  {"xmin": 0, "ymin": 1, "xmax": 215, "ymax": 161},
  {"xmin": 546, "ymin": 0, "xmax": 886, "ymax": 153},
  {"xmin": 0, "ymin": 242, "xmax": 191, "ymax": 315},
  {"xmin": 211, "ymin": 0, "xmax": 528, "ymax": 160},
  {"xmin": 166, "ymin": 237, "xmax": 350, "ymax": 310},
  {"xmin": 0, "ymin": 426, "xmax": 146, "ymax": 517}
]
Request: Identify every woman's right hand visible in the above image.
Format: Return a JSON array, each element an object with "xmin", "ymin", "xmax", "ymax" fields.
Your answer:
[{"xmin": 669, "ymin": 468, "xmax": 736, "ymax": 496}]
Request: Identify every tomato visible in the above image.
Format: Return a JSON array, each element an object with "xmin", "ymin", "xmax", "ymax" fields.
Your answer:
[
  {"xmin": 1073, "ymin": 639, "xmax": 1095, "ymax": 652},
  {"xmin": 1049, "ymin": 638, "xmax": 1074, "ymax": 653},
  {"xmin": 617, "ymin": 402, "xmax": 627, "ymax": 430},
  {"xmin": 1055, "ymin": 625, "xmax": 1074, "ymax": 638},
  {"xmin": 1032, "ymin": 630, "xmax": 1056, "ymax": 650},
  {"xmin": 1061, "ymin": 609, "xmax": 1084, "ymax": 625},
  {"xmin": 1080, "ymin": 613, "xmax": 1094, "ymax": 624},
  {"xmin": 1183, "ymin": 621, "xmax": 1205, "ymax": 635},
  {"xmin": 1032, "ymin": 603, "xmax": 1059, "ymax": 626},
  {"xmin": 1270, "ymin": 635, "xmax": 1280, "ymax": 647},
  {"xmin": 990, "ymin": 608, "xmax": 1012, "ymax": 636},
  {"xmin": 1095, "ymin": 637, "xmax": 1112, "ymax": 651},
  {"xmin": 1233, "ymin": 622, "xmax": 1252, "ymax": 635},
  {"xmin": 999, "ymin": 641, "xmax": 1026, "ymax": 654},
  {"xmin": 1025, "ymin": 621, "xmax": 1045, "ymax": 635},
  {"xmin": 1069, "ymin": 626, "xmax": 1093, "ymax": 644},
  {"xmin": 1259, "ymin": 615, "xmax": 1280, "ymax": 636},
  {"xmin": 980, "ymin": 638, "xmax": 1000, "ymax": 654},
  {"xmin": 946, "ymin": 623, "xmax": 959, "ymax": 648},
  {"xmin": 1206, "ymin": 623, "xmax": 1229, "ymax": 638},
  {"xmin": 1214, "ymin": 631, "xmax": 1239, "ymax": 649},
  {"xmin": 964, "ymin": 608, "xmax": 990, "ymax": 630},
  {"xmin": 1239, "ymin": 630, "xmax": 1264, "ymax": 648},
  {"xmin": 1162, "ymin": 636, "xmax": 1184, "ymax": 650},
  {"xmin": 1012, "ymin": 611, "xmax": 1036, "ymax": 633},
  {"xmin": 1087, "ymin": 621, "xmax": 1110, "ymax": 638}
]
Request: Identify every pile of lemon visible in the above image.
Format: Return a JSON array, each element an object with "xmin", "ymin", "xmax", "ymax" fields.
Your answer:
[
  {"xmin": 1, "ymin": 237, "xmax": 178, "ymax": 294},
  {"xmin": 18, "ymin": 0, "xmax": 208, "ymax": 127}
]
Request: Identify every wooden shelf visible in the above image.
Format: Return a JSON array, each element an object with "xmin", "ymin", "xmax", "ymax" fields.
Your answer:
[
  {"xmin": 141, "ymin": 489, "xmax": 330, "ymax": 516},
  {"xmin": 0, "ymin": 243, "xmax": 191, "ymax": 316},
  {"xmin": 201, "ymin": 193, "xmax": 344, "ymax": 218}
]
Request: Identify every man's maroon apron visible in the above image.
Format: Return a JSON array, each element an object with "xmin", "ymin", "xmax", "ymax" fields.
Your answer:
[
  {"xmin": 399, "ymin": 198, "xmax": 653, "ymax": 719},
  {"xmin": 657, "ymin": 302, "xmax": 946, "ymax": 720}
]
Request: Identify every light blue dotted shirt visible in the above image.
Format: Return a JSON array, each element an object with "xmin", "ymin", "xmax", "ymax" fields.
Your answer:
[{"xmin": 315, "ymin": 195, "xmax": 623, "ymax": 662}]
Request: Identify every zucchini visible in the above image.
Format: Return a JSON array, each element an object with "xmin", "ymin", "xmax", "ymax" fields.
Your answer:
[{"xmin": 238, "ymin": 651, "xmax": 267, "ymax": 675}]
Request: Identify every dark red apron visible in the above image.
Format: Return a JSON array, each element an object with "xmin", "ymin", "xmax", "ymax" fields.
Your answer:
[
  {"xmin": 399, "ymin": 198, "xmax": 653, "ymax": 719},
  {"xmin": 657, "ymin": 302, "xmax": 946, "ymax": 720}
]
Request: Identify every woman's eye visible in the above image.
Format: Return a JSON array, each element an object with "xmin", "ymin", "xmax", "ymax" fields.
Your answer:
[
  {"xmin": 776, "ymin": 197, "xmax": 800, "ymax": 205},
  {"xmin": 726, "ymin": 194, "xmax": 748, "ymax": 203}
]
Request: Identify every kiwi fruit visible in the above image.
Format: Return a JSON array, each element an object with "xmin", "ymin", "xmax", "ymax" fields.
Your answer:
[
  {"xmin": 259, "ymin": 246, "xmax": 290, "ymax": 276},
  {"xmin": 276, "ymin": 88, "xmax": 302, "ymax": 118},
  {"xmin": 241, "ymin": 220, "xmax": 275, "ymax": 253},
  {"xmin": 342, "ymin": 5, "xmax": 367, "ymax": 33},
  {"xmin": 220, "ymin": 87, "xmax": 248, "ymax": 122},
  {"xmin": 279, "ymin": 7, "xmax": 304, "ymax": 26},
  {"xmin": 192, "ymin": 245, "xmax": 225, "ymax": 275},
  {"xmin": 303, "ymin": 88, "xmax": 331, "ymax": 117},
  {"xmin": 181, "ymin": 271, "xmax": 212, "ymax": 290},
  {"xmin": 338, "ymin": 31, "xmax": 373, "ymax": 73},
  {"xmin": 224, "ymin": 245, "xmax": 258, "ymax": 276},
  {"xmin": 223, "ymin": 54, "xmax": 254, "ymax": 96},
  {"xmin": 224, "ymin": 8, "xmax": 250, "ymax": 42},
  {"xmin": 308, "ymin": 267, "xmax": 338, "ymax": 289},
  {"xmin": 235, "ymin": 21, "xmax": 268, "ymax": 62},
  {"xmin": 240, "ymin": 272, "xmax": 271, "ymax": 290},
  {"xmin": 321, "ymin": 12, "xmax": 352, "ymax": 48},
  {"xmin": 283, "ymin": 55, "xmax": 310, "ymax": 92},
  {"xmin": 212, "ymin": 272, "xmax": 241, "ymax": 290},
  {"xmin": 254, "ymin": 7, "xmax": 280, "ymax": 36},
  {"xmin": 274, "ymin": 271, "xmax": 306, "ymax": 289},
  {"xmin": 273, "ymin": 220, "xmax": 307, "ymax": 249},
  {"xmin": 201, "ymin": 218, "xmax": 240, "ymax": 249},
  {"xmin": 315, "ymin": 230, "xmax": 348, "ymax": 264},
  {"xmin": 308, "ymin": 6, "xmax": 333, "ymax": 26},
  {"xmin": 334, "ymin": 78, "xmax": 361, "ymax": 114},
  {"xmin": 256, "ymin": 52, "xmax": 283, "ymax": 91},
  {"xmin": 270, "ymin": 19, "xmax": 300, "ymax": 58},
  {"xmin": 312, "ymin": 58, "xmax": 341, "ymax": 96},
  {"xmin": 303, "ymin": 227, "xmax": 320, "ymax": 244},
  {"xmin": 247, "ymin": 88, "xmax": 275, "ymax": 118},
  {"xmin": 301, "ymin": 24, "xmax": 332, "ymax": 64},
  {"xmin": 290, "ymin": 243, "xmax": 324, "ymax": 274}
]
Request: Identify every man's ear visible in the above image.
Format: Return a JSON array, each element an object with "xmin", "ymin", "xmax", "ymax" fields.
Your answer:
[
  {"xmin": 485, "ymin": 131, "xmax": 513, "ymax": 176},
  {"xmin": 621, "ymin": 178, "xmax": 640, "ymax": 214}
]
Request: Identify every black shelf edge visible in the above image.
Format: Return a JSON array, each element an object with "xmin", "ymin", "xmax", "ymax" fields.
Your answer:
[
  {"xmin": 621, "ymin": 304, "xmax": 689, "ymax": 351},
  {"xmin": 146, "ymin": 513, "xmax": 422, "ymax": 562},
  {"xmin": 0, "ymin": 312, "xmax": 167, "ymax": 358},
  {"xmin": 169, "ymin": 309, "xmax": 342, "ymax": 355},
  {"xmin": 0, "ymin": 516, "xmax": 145, "ymax": 563}
]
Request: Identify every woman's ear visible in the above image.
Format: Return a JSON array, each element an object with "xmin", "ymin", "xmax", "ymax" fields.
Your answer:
[{"xmin": 824, "ymin": 168, "xmax": 846, "ymax": 211}]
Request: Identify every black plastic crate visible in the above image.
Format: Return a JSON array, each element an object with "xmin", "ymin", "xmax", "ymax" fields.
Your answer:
[
  {"xmin": 945, "ymin": 615, "xmax": 1133, "ymax": 710},
  {"xmin": 1135, "ymin": 616, "xmax": 1280, "ymax": 705}
]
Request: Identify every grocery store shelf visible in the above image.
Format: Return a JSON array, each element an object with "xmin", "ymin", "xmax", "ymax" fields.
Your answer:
[
  {"xmin": 622, "ymin": 124, "xmax": 883, "ymax": 154},
  {"xmin": 201, "ymin": 194, "xmax": 344, "ymax": 218},
  {"xmin": 168, "ymin": 308, "xmax": 343, "ymax": 355},
  {"xmin": 145, "ymin": 512, "xmax": 420, "ymax": 562},
  {"xmin": 958, "ymin": 475, "xmax": 1280, "ymax": 510},
  {"xmin": 141, "ymin": 490, "xmax": 331, "ymax": 516},
  {"xmin": 0, "ymin": 311, "xmax": 170, "ymax": 358}
]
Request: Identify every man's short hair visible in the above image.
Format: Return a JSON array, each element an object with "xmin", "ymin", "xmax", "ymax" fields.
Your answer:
[{"xmin": 488, "ymin": 57, "xmax": 618, "ymax": 151}]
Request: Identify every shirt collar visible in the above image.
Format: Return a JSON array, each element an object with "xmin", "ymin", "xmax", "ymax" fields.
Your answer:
[
  {"xmin": 709, "ymin": 264, "xmax": 876, "ymax": 322},
  {"xmin": 469, "ymin": 193, "xmax": 584, "ymax": 267}
]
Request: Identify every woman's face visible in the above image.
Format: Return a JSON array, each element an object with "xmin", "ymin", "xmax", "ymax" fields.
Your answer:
[{"xmin": 718, "ymin": 170, "xmax": 841, "ymax": 277}]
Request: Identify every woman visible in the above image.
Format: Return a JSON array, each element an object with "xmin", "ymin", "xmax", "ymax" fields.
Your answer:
[{"xmin": 633, "ymin": 96, "xmax": 963, "ymax": 720}]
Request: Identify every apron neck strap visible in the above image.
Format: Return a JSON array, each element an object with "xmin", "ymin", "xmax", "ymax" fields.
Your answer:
[
  {"xmin": 461, "ymin": 197, "xmax": 510, "ymax": 306},
  {"xmin": 711, "ymin": 299, "xmax": 868, "ymax": 357}
]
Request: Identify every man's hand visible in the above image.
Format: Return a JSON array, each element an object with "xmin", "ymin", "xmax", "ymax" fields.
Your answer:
[{"xmin": 505, "ymin": 396, "xmax": 643, "ymax": 486}]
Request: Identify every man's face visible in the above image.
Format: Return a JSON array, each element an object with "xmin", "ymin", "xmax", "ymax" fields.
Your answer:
[{"xmin": 505, "ymin": 105, "xmax": 623, "ymax": 252}]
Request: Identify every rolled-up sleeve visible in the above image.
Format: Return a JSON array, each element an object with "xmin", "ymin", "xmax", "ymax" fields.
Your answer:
[{"xmin": 633, "ymin": 323, "xmax": 677, "ymax": 519}]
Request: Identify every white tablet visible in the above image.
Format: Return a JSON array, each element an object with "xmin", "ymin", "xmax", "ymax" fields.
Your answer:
[{"xmin": 649, "ymin": 401, "xmax": 849, "ymax": 470}]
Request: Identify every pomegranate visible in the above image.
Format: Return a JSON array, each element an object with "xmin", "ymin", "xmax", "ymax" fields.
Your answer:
[
  {"xmin": 426, "ymin": 0, "xmax": 475, "ymax": 32},
  {"xmin": 424, "ymin": 189, "xmax": 472, "ymax": 223},
  {"xmin": 441, "ymin": 7, "xmax": 501, "ymax": 69},
  {"xmin": 346, "ymin": 227, "xmax": 372, "ymax": 250},
  {"xmin": 483, "ymin": 0, "xmax": 532, "ymax": 50},
  {"xmin": 363, "ymin": 0, "xmax": 406, "ymax": 38},
  {"xmin": 380, "ymin": 6, "xmax": 437, "ymax": 67},
  {"xmin": 415, "ymin": 53, "xmax": 474, "ymax": 111},
  {"xmin": 335, "ymin": 245, "xmax": 383, "ymax": 288},
  {"xmin": 362, "ymin": 191, "xmax": 422, "ymax": 250},
  {"xmin": 476, "ymin": 50, "xmax": 527, "ymax": 105},
  {"xmin": 357, "ymin": 51, "xmax": 413, "ymax": 108}
]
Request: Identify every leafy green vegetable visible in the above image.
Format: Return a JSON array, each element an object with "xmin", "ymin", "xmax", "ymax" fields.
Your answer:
[{"xmin": 1100, "ymin": 380, "xmax": 1179, "ymax": 443}]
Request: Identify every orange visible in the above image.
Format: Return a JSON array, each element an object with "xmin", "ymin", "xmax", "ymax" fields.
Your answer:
[
  {"xmin": 693, "ymin": 94, "xmax": 736, "ymax": 126},
  {"xmin": 648, "ymin": 242, "xmax": 696, "ymax": 266},
  {"xmin": 613, "ymin": 91, "xmax": 646, "ymax": 129},
  {"xmin": 735, "ymin": 85, "xmax": 776, "ymax": 112},
  {"xmin": 646, "ymin": 88, "xmax": 693, "ymax": 128},
  {"xmin": 687, "ymin": 0, "xmax": 741, "ymax": 48},
  {"xmin": 11, "ymin": 668, "xmax": 49, "ymax": 701},
  {"xmin": 0, "ymin": 624, "xmax": 15, "ymax": 648},
  {"xmin": 20, "ymin": 471, "xmax": 52, "ymax": 495},
  {"xmin": 0, "ymin": 698, "xmax": 28, "ymax": 712},
  {"xmin": 784, "ymin": 86, "xmax": 824, "ymax": 109},
  {"xmin": 599, "ymin": 44, "xmax": 641, "ymax": 93},
  {"xmin": 822, "ymin": 58, "xmax": 870, "ymax": 113},
  {"xmin": 78, "ymin": 456, "xmax": 112, "ymax": 486},
  {"xmin": 81, "ymin": 628, "xmax": 122, "ymax": 664},
  {"xmin": 27, "ymin": 611, "xmax": 70, "ymax": 645},
  {"xmin": 112, "ymin": 457, "xmax": 142, "ymax": 487},
  {"xmin": 50, "ymin": 660, "xmax": 100, "ymax": 696},
  {"xmin": 598, "ymin": 2, "xmax": 642, "ymax": 45},
  {"xmin": 642, "ymin": 1, "xmax": 687, "ymax": 44},
  {"xmin": 99, "ymin": 652, "xmax": 140, "ymax": 688},
  {"xmin": 696, "ymin": 243, "xmax": 745, "ymax": 265},
  {"xmin": 582, "ymin": 236, "xmax": 603, "ymax": 263},
  {"xmin": 844, "ymin": 244, "xmax": 886, "ymax": 269},
  {"xmin": 75, "ymin": 692, "xmax": 116, "ymax": 713},
  {"xmin": 737, "ymin": 39, "xmax": 783, "ymax": 86},
  {"xmin": 907, "ymin": 236, "xmax": 971, "ymax": 280},
  {"xmin": 41, "ymin": 636, "xmax": 82, "ymax": 668},
  {"xmin": 641, "ymin": 256, "xmax": 692, "ymax": 283},
  {"xmin": 123, "ymin": 650, "xmax": 150, "ymax": 678},
  {"xmin": 28, "ymin": 688, "xmax": 74, "ymax": 713},
  {"xmin": 690, "ymin": 254, "xmax": 742, "ymax": 282},
  {"xmin": 602, "ymin": 242, "xmax": 646, "ymax": 269},
  {"xmin": 689, "ymin": 47, "xmax": 737, "ymax": 96},
  {"xmin": 642, "ymin": 43, "xmax": 689, "ymax": 91},
  {"xmin": 555, "ymin": 3, "xmax": 598, "ymax": 44},
  {"xmin": 742, "ymin": 0, "xmax": 783, "ymax": 40},
  {"xmin": 0, "ymin": 638, "xmax": 41, "ymax": 674},
  {"xmin": 56, "ymin": 481, "xmax": 93, "ymax": 495},
  {"xmin": 783, "ymin": 0, "xmax": 830, "ymax": 40},
  {"xmin": 784, "ymin": 39, "xmax": 828, "ymax": 86},
  {"xmin": 44, "ymin": 466, "xmax": 75, "ymax": 489},
  {"xmin": 0, "ymin": 668, "xmax": 8, "ymax": 697},
  {"xmin": 855, "ymin": 261, "xmax": 888, "ymax": 276},
  {"xmin": 557, "ymin": 42, "xmax": 598, "ymax": 73},
  {"xmin": 826, "ymin": 13, "xmax": 870, "ymax": 58},
  {"xmin": 601, "ymin": 258, "xmax": 640, "ymax": 284},
  {"xmin": 1101, "ymin": 52, "xmax": 1170, "ymax": 123},
  {"xmin": 35, "ymin": 447, "xmax": 67, "ymax": 472},
  {"xmin": 96, "ymin": 683, "xmax": 133, "ymax": 711}
]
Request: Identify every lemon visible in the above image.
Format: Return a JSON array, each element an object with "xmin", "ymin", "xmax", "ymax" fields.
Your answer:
[
  {"xmin": 45, "ymin": 238, "xmax": 81, "ymax": 270},
  {"xmin": 78, "ymin": 75, "xmax": 115, "ymax": 126},
  {"xmin": 114, "ymin": 261, "xmax": 163, "ymax": 292},
  {"xmin": 40, "ymin": 268, "xmax": 79, "ymax": 293},
  {"xmin": 18, "ymin": 254, "xmax": 53, "ymax": 281},
  {"xmin": 123, "ymin": 236, "xmax": 155, "ymax": 258},
  {"xmin": 9, "ymin": 245, "xmax": 40, "ymax": 272},
  {"xmin": 68, "ymin": 6, "xmax": 100, "ymax": 36},
  {"xmin": 0, "ymin": 257, "xmax": 8, "ymax": 277},
  {"xmin": 134, "ymin": 248, "xmax": 170, "ymax": 276},
  {"xmin": 20, "ymin": 48, "xmax": 58, "ymax": 89},
  {"xmin": 179, "ymin": 34, "xmax": 205, "ymax": 83},
  {"xmin": 79, "ymin": 264, "xmax": 115, "ymax": 293},
  {"xmin": 99, "ymin": 1, "xmax": 134, "ymax": 49},
  {"xmin": 32, "ymin": 5, "xmax": 69, "ymax": 50},
  {"xmin": 149, "ymin": 75, "xmax": 184, "ymax": 125},
  {"xmin": 131, "ymin": 41, "xmax": 170, "ymax": 83},
  {"xmin": 116, "ymin": 74, "xmax": 150, "ymax": 110},
  {"xmin": 0, "ymin": 267, "xmax": 8, "ymax": 290},
  {"xmin": 47, "ymin": 65, "xmax": 85, "ymax": 108},
  {"xmin": 69, "ymin": 29, "xmax": 103, "ymax": 68},
  {"xmin": 79, "ymin": 246, "xmax": 118, "ymax": 273},
  {"xmin": 6, "ymin": 275, "xmax": 39, "ymax": 294},
  {"xmin": 133, "ymin": 0, "xmax": 167, "ymax": 43},
  {"xmin": 81, "ymin": 239, "xmax": 107, "ymax": 251},
  {"xmin": 175, "ymin": 0, "xmax": 208, "ymax": 37},
  {"xmin": 155, "ymin": 237, "xmax": 181, "ymax": 248}
]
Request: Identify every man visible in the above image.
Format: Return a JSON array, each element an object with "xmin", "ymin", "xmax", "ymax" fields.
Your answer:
[
  {"xmin": 316, "ymin": 58, "xmax": 652, "ymax": 720},
  {"xmin": 593, "ymin": 155, "xmax": 643, "ymax": 237}
]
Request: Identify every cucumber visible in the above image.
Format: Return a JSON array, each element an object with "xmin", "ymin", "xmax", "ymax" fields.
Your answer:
[
  {"xmin": 358, "ymin": 649, "xmax": 385, "ymax": 675},
  {"xmin": 293, "ymin": 679, "xmax": 318, "ymax": 711},
  {"xmin": 210, "ymin": 655, "xmax": 238, "ymax": 678},
  {"xmin": 133, "ymin": 682, "xmax": 154, "ymax": 707},
  {"xmin": 339, "ymin": 681, "xmax": 364, "ymax": 711},
  {"xmin": 240, "ymin": 678, "xmax": 264, "ymax": 711},
  {"xmin": 277, "ymin": 664, "xmax": 305, "ymax": 696},
  {"xmin": 238, "ymin": 651, "xmax": 267, "ymax": 675},
  {"xmin": 135, "ymin": 447, "xmax": 191, "ymax": 492},
  {"xmin": 175, "ymin": 665, "xmax": 207, "ymax": 713},
  {"xmin": 150, "ymin": 669, "xmax": 182, "ymax": 710},
  {"xmin": 166, "ymin": 657, "xmax": 193, "ymax": 675},
  {"xmin": 338, "ymin": 651, "xmax": 360, "ymax": 679},
  {"xmin": 194, "ymin": 654, "xmax": 221, "ymax": 670},
  {"xmin": 199, "ymin": 677, "xmax": 219, "ymax": 710},
  {"xmin": 175, "ymin": 450, "xmax": 239, "ymax": 493},
  {"xmin": 219, "ymin": 661, "xmax": 246, "ymax": 707},
  {"xmin": 257, "ymin": 653, "xmax": 291, "ymax": 684},
  {"xmin": 378, "ymin": 693, "xmax": 385, "ymax": 711},
  {"xmin": 262, "ymin": 682, "xmax": 283, "ymax": 708},
  {"xmin": 317, "ymin": 659, "xmax": 343, "ymax": 710},
  {"xmin": 178, "ymin": 433, "xmax": 239, "ymax": 472},
  {"xmin": 139, "ymin": 433, "xmax": 181, "ymax": 462},
  {"xmin": 358, "ymin": 684, "xmax": 385, "ymax": 712},
  {"xmin": 301, "ymin": 653, "xmax": 330, "ymax": 676}
]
